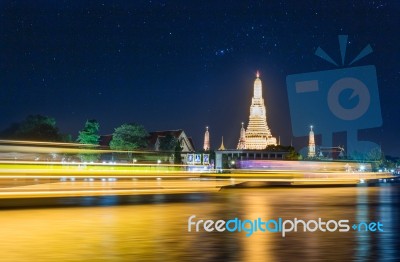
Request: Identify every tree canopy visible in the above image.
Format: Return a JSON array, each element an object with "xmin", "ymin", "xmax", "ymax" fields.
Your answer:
[
  {"xmin": 110, "ymin": 123, "xmax": 148, "ymax": 151},
  {"xmin": 77, "ymin": 119, "xmax": 100, "ymax": 162},
  {"xmin": 77, "ymin": 119, "xmax": 100, "ymax": 145},
  {"xmin": 0, "ymin": 114, "xmax": 61, "ymax": 141},
  {"xmin": 285, "ymin": 146, "xmax": 300, "ymax": 160}
]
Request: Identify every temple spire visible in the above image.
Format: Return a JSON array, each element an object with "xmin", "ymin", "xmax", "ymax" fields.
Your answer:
[
  {"xmin": 308, "ymin": 125, "xmax": 316, "ymax": 158},
  {"xmin": 237, "ymin": 122, "xmax": 246, "ymax": 149},
  {"xmin": 203, "ymin": 126, "xmax": 210, "ymax": 151},
  {"xmin": 218, "ymin": 136, "xmax": 226, "ymax": 150}
]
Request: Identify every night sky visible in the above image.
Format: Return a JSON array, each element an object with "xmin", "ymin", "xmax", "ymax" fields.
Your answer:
[{"xmin": 1, "ymin": 1, "xmax": 399, "ymax": 156}]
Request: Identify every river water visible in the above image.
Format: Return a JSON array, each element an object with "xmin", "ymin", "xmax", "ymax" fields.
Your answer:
[{"xmin": 0, "ymin": 184, "xmax": 399, "ymax": 261}]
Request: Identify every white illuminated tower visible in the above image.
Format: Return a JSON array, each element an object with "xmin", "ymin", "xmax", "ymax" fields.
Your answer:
[
  {"xmin": 308, "ymin": 125, "xmax": 316, "ymax": 158},
  {"xmin": 203, "ymin": 126, "xmax": 210, "ymax": 151},
  {"xmin": 245, "ymin": 71, "xmax": 277, "ymax": 149},
  {"xmin": 237, "ymin": 122, "xmax": 246, "ymax": 149}
]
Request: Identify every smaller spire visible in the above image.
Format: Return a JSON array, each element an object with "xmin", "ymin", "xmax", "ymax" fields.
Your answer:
[
  {"xmin": 308, "ymin": 125, "xmax": 316, "ymax": 158},
  {"xmin": 237, "ymin": 122, "xmax": 246, "ymax": 149},
  {"xmin": 203, "ymin": 126, "xmax": 210, "ymax": 151},
  {"xmin": 256, "ymin": 70, "xmax": 260, "ymax": 78},
  {"xmin": 218, "ymin": 136, "xmax": 226, "ymax": 150}
]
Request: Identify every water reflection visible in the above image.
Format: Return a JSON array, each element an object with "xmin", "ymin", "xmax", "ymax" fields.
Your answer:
[
  {"xmin": 355, "ymin": 185, "xmax": 370, "ymax": 261},
  {"xmin": 0, "ymin": 185, "xmax": 399, "ymax": 261},
  {"xmin": 378, "ymin": 184, "xmax": 397, "ymax": 261},
  {"xmin": 238, "ymin": 193, "xmax": 271, "ymax": 261}
]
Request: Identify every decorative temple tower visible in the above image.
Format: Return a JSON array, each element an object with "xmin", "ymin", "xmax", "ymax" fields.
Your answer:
[
  {"xmin": 237, "ymin": 122, "xmax": 246, "ymax": 149},
  {"xmin": 218, "ymin": 136, "xmax": 226, "ymax": 150},
  {"xmin": 203, "ymin": 126, "xmax": 210, "ymax": 151},
  {"xmin": 244, "ymin": 71, "xmax": 277, "ymax": 149},
  {"xmin": 308, "ymin": 125, "xmax": 316, "ymax": 158}
]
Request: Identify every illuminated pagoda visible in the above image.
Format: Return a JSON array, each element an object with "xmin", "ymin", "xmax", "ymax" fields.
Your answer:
[
  {"xmin": 215, "ymin": 72, "xmax": 289, "ymax": 169},
  {"xmin": 308, "ymin": 125, "xmax": 316, "ymax": 158},
  {"xmin": 244, "ymin": 71, "xmax": 277, "ymax": 149},
  {"xmin": 236, "ymin": 122, "xmax": 246, "ymax": 149},
  {"xmin": 203, "ymin": 126, "xmax": 210, "ymax": 151}
]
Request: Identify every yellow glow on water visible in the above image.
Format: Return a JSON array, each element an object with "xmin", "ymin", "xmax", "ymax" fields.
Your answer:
[
  {"xmin": 241, "ymin": 193, "xmax": 273, "ymax": 261},
  {"xmin": 0, "ymin": 186, "xmax": 396, "ymax": 261},
  {"xmin": 0, "ymin": 204, "xmax": 211, "ymax": 261}
]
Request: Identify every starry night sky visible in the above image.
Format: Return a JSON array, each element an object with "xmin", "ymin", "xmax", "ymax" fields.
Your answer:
[{"xmin": 1, "ymin": 1, "xmax": 399, "ymax": 156}]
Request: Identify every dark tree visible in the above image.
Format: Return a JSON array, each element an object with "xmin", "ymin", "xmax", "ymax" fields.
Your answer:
[
  {"xmin": 0, "ymin": 123, "xmax": 20, "ymax": 138},
  {"xmin": 2, "ymin": 115, "xmax": 62, "ymax": 141},
  {"xmin": 285, "ymin": 146, "xmax": 300, "ymax": 160},
  {"xmin": 61, "ymin": 134, "xmax": 73, "ymax": 143},
  {"xmin": 174, "ymin": 138, "xmax": 183, "ymax": 164},
  {"xmin": 110, "ymin": 123, "xmax": 148, "ymax": 151}
]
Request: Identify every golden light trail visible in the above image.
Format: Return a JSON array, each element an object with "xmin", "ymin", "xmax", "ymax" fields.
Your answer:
[
  {"xmin": 0, "ymin": 139, "xmax": 98, "ymax": 147},
  {"xmin": 0, "ymin": 140, "xmax": 396, "ymax": 199}
]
